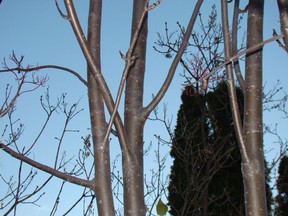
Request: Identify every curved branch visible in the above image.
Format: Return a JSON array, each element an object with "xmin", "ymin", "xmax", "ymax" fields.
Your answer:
[
  {"xmin": 0, "ymin": 143, "xmax": 93, "ymax": 189},
  {"xmin": 232, "ymin": 0, "xmax": 245, "ymax": 90},
  {"xmin": 54, "ymin": 0, "xmax": 69, "ymax": 20},
  {"xmin": 0, "ymin": 65, "xmax": 88, "ymax": 86},
  {"xmin": 221, "ymin": 0, "xmax": 247, "ymax": 160},
  {"xmin": 63, "ymin": 0, "xmax": 127, "ymax": 150},
  {"xmin": 142, "ymin": 0, "xmax": 204, "ymax": 118}
]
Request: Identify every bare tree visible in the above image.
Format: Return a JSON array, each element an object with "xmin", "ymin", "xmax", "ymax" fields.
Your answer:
[
  {"xmin": 0, "ymin": 0, "xmax": 203, "ymax": 215},
  {"xmin": 157, "ymin": 1, "xmax": 286, "ymax": 215},
  {"xmin": 1, "ymin": 1, "xmax": 288, "ymax": 216}
]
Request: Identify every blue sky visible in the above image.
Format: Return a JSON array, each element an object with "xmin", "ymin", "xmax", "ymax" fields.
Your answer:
[{"xmin": 0, "ymin": 1, "xmax": 287, "ymax": 215}]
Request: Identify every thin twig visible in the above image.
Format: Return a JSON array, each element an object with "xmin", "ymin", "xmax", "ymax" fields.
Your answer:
[
  {"xmin": 0, "ymin": 83, "xmax": 21, "ymax": 118},
  {"xmin": 182, "ymin": 34, "xmax": 284, "ymax": 87},
  {"xmin": 54, "ymin": 0, "xmax": 70, "ymax": 20}
]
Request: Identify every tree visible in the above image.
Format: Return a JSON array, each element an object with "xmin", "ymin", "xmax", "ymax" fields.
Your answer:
[
  {"xmin": 168, "ymin": 85, "xmax": 208, "ymax": 216},
  {"xmin": 205, "ymin": 83, "xmax": 245, "ymax": 216},
  {"xmin": 0, "ymin": 1, "xmax": 287, "ymax": 215},
  {"xmin": 275, "ymin": 155, "xmax": 288, "ymax": 216},
  {"xmin": 0, "ymin": 1, "xmax": 204, "ymax": 215},
  {"xmin": 168, "ymin": 82, "xmax": 274, "ymax": 215},
  {"xmin": 168, "ymin": 82, "xmax": 246, "ymax": 216},
  {"xmin": 158, "ymin": 1, "xmax": 285, "ymax": 215}
]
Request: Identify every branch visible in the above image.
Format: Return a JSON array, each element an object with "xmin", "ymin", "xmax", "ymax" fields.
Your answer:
[
  {"xmin": 0, "ymin": 65, "xmax": 87, "ymax": 86},
  {"xmin": 182, "ymin": 33, "xmax": 284, "ymax": 87},
  {"xmin": 54, "ymin": 0, "xmax": 69, "ymax": 20},
  {"xmin": 63, "ymin": 0, "xmax": 127, "ymax": 149},
  {"xmin": 103, "ymin": 0, "xmax": 161, "ymax": 149},
  {"xmin": 0, "ymin": 83, "xmax": 21, "ymax": 118},
  {"xmin": 3, "ymin": 174, "xmax": 52, "ymax": 215},
  {"xmin": 143, "ymin": 0, "xmax": 204, "ymax": 118},
  {"xmin": 221, "ymin": 0, "xmax": 247, "ymax": 160},
  {"xmin": 231, "ymin": 0, "xmax": 245, "ymax": 90},
  {"xmin": 277, "ymin": 0, "xmax": 288, "ymax": 51},
  {"xmin": 0, "ymin": 143, "xmax": 93, "ymax": 189},
  {"xmin": 63, "ymin": 0, "xmax": 113, "ymax": 106}
]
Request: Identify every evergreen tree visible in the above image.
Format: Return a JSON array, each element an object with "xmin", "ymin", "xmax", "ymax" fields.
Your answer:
[
  {"xmin": 168, "ymin": 86, "xmax": 209, "ymax": 215},
  {"xmin": 275, "ymin": 155, "xmax": 288, "ymax": 216},
  {"xmin": 168, "ymin": 82, "xmax": 272, "ymax": 215},
  {"xmin": 168, "ymin": 82, "xmax": 245, "ymax": 215},
  {"xmin": 205, "ymin": 83, "xmax": 245, "ymax": 215}
]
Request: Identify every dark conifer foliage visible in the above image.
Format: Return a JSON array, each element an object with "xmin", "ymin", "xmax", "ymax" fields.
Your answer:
[
  {"xmin": 168, "ymin": 81, "xmax": 273, "ymax": 215},
  {"xmin": 205, "ymin": 83, "xmax": 245, "ymax": 215},
  {"xmin": 168, "ymin": 82, "xmax": 244, "ymax": 215},
  {"xmin": 168, "ymin": 86, "xmax": 208, "ymax": 215},
  {"xmin": 275, "ymin": 155, "xmax": 288, "ymax": 216},
  {"xmin": 168, "ymin": 82, "xmax": 245, "ymax": 215}
]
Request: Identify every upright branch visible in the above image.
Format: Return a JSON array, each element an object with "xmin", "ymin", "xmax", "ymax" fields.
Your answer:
[
  {"xmin": 221, "ymin": 0, "xmax": 268, "ymax": 215},
  {"xmin": 154, "ymin": 6, "xmax": 225, "ymax": 94},
  {"xmin": 220, "ymin": 0, "xmax": 246, "ymax": 160},
  {"xmin": 277, "ymin": 0, "xmax": 288, "ymax": 51},
  {"xmin": 63, "ymin": 0, "xmax": 127, "ymax": 151},
  {"xmin": 103, "ymin": 0, "xmax": 161, "ymax": 152},
  {"xmin": 143, "ymin": 0, "xmax": 204, "ymax": 118},
  {"xmin": 231, "ymin": 0, "xmax": 245, "ymax": 90}
]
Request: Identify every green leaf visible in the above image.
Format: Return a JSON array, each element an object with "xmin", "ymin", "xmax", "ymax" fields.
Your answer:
[{"xmin": 156, "ymin": 198, "xmax": 168, "ymax": 216}]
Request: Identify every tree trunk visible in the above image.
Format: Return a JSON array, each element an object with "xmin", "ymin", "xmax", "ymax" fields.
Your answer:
[
  {"xmin": 123, "ymin": 0, "xmax": 148, "ymax": 215},
  {"xmin": 243, "ymin": 1, "xmax": 267, "ymax": 215},
  {"xmin": 87, "ymin": 0, "xmax": 115, "ymax": 215},
  {"xmin": 277, "ymin": 0, "xmax": 288, "ymax": 50}
]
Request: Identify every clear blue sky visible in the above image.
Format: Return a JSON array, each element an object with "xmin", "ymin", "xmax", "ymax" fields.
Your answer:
[{"xmin": 0, "ymin": 1, "xmax": 287, "ymax": 215}]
